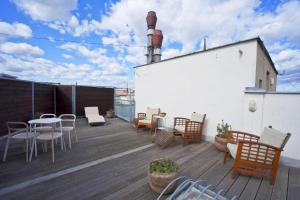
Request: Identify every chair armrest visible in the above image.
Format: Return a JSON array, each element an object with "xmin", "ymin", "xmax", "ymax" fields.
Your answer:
[
  {"xmin": 137, "ymin": 113, "xmax": 146, "ymax": 119},
  {"xmin": 174, "ymin": 117, "xmax": 190, "ymax": 127},
  {"xmin": 151, "ymin": 114, "xmax": 160, "ymax": 124},
  {"xmin": 236, "ymin": 140, "xmax": 282, "ymax": 164},
  {"xmin": 227, "ymin": 130, "xmax": 259, "ymax": 144}
]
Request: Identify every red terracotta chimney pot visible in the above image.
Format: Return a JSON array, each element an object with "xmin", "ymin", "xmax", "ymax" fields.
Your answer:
[
  {"xmin": 152, "ymin": 29, "xmax": 163, "ymax": 48},
  {"xmin": 146, "ymin": 11, "xmax": 157, "ymax": 29}
]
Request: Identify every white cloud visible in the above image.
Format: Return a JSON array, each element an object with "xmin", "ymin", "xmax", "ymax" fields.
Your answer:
[
  {"xmin": 60, "ymin": 42, "xmax": 127, "ymax": 75},
  {"xmin": 0, "ymin": 42, "xmax": 44, "ymax": 56},
  {"xmin": 0, "ymin": 53, "xmax": 129, "ymax": 86},
  {"xmin": 272, "ymin": 49, "xmax": 300, "ymax": 70},
  {"xmin": 62, "ymin": 54, "xmax": 72, "ymax": 59},
  {"xmin": 11, "ymin": 0, "xmax": 77, "ymax": 21},
  {"xmin": 0, "ymin": 22, "xmax": 32, "ymax": 38},
  {"xmin": 162, "ymin": 48, "xmax": 182, "ymax": 60}
]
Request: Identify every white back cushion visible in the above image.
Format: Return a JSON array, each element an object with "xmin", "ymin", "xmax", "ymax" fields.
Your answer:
[
  {"xmin": 259, "ymin": 127, "xmax": 287, "ymax": 148},
  {"xmin": 146, "ymin": 107, "xmax": 159, "ymax": 120},
  {"xmin": 190, "ymin": 113, "xmax": 205, "ymax": 123},
  {"xmin": 85, "ymin": 107, "xmax": 100, "ymax": 117}
]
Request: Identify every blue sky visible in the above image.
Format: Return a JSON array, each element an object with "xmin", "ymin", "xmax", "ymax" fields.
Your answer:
[{"xmin": 0, "ymin": 0, "xmax": 299, "ymax": 91}]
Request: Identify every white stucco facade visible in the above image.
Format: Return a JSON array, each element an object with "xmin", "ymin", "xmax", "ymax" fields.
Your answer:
[{"xmin": 134, "ymin": 39, "xmax": 300, "ymax": 166}]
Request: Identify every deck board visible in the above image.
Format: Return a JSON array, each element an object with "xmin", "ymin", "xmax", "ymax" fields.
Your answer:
[{"xmin": 0, "ymin": 118, "xmax": 298, "ymax": 200}]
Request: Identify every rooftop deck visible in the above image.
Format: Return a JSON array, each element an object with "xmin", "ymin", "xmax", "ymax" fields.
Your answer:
[{"xmin": 0, "ymin": 118, "xmax": 299, "ymax": 200}]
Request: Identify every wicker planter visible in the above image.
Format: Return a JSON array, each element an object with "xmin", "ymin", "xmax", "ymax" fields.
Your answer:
[
  {"xmin": 106, "ymin": 111, "xmax": 114, "ymax": 118},
  {"xmin": 148, "ymin": 160, "xmax": 178, "ymax": 194},
  {"xmin": 215, "ymin": 135, "xmax": 227, "ymax": 151}
]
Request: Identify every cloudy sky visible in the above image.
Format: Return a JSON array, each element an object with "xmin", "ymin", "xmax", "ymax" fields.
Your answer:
[{"xmin": 0, "ymin": 0, "xmax": 299, "ymax": 91}]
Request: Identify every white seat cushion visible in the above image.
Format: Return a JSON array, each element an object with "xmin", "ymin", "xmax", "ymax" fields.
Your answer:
[
  {"xmin": 227, "ymin": 143, "xmax": 238, "ymax": 158},
  {"xmin": 174, "ymin": 125, "xmax": 185, "ymax": 133},
  {"xmin": 138, "ymin": 119, "xmax": 152, "ymax": 124},
  {"xmin": 146, "ymin": 107, "xmax": 159, "ymax": 120},
  {"xmin": 259, "ymin": 127, "xmax": 287, "ymax": 148},
  {"xmin": 37, "ymin": 132, "xmax": 63, "ymax": 140},
  {"xmin": 190, "ymin": 113, "xmax": 205, "ymax": 123},
  {"xmin": 12, "ymin": 131, "xmax": 35, "ymax": 139},
  {"xmin": 56, "ymin": 126, "xmax": 74, "ymax": 132},
  {"xmin": 87, "ymin": 115, "xmax": 105, "ymax": 124}
]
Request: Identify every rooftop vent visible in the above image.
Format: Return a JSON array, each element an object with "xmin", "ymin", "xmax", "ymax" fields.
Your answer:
[{"xmin": 145, "ymin": 11, "xmax": 163, "ymax": 64}]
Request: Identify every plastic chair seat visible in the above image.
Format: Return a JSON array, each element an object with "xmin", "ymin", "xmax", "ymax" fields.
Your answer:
[
  {"xmin": 12, "ymin": 131, "xmax": 35, "ymax": 139},
  {"xmin": 36, "ymin": 132, "xmax": 63, "ymax": 141}
]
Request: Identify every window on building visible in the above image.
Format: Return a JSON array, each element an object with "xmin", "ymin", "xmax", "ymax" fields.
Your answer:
[
  {"xmin": 266, "ymin": 71, "xmax": 270, "ymax": 90},
  {"xmin": 259, "ymin": 79, "xmax": 262, "ymax": 88}
]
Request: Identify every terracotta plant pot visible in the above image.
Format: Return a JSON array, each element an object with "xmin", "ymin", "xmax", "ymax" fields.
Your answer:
[
  {"xmin": 148, "ymin": 160, "xmax": 178, "ymax": 194},
  {"xmin": 106, "ymin": 111, "xmax": 114, "ymax": 118},
  {"xmin": 215, "ymin": 135, "xmax": 228, "ymax": 151}
]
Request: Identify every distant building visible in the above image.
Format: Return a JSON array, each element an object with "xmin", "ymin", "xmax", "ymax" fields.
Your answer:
[{"xmin": 115, "ymin": 88, "xmax": 135, "ymax": 97}]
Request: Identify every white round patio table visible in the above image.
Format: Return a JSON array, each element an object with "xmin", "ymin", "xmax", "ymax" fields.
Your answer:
[
  {"xmin": 28, "ymin": 118, "xmax": 61, "ymax": 125},
  {"xmin": 28, "ymin": 118, "xmax": 62, "ymax": 162}
]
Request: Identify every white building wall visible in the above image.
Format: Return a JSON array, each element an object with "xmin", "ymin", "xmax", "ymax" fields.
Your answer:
[
  {"xmin": 243, "ymin": 92, "xmax": 300, "ymax": 165},
  {"xmin": 135, "ymin": 41, "xmax": 257, "ymax": 139}
]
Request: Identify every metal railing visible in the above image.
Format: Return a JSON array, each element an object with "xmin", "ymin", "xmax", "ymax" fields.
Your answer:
[{"xmin": 114, "ymin": 98, "xmax": 135, "ymax": 122}]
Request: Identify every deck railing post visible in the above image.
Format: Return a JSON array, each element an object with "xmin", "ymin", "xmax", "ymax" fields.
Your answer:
[
  {"xmin": 32, "ymin": 82, "xmax": 35, "ymax": 119},
  {"xmin": 72, "ymin": 85, "xmax": 76, "ymax": 115}
]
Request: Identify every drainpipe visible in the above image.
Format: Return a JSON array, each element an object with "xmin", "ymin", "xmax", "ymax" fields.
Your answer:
[{"xmin": 146, "ymin": 11, "xmax": 157, "ymax": 64}]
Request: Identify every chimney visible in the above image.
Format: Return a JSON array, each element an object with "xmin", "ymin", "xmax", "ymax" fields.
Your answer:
[
  {"xmin": 146, "ymin": 11, "xmax": 157, "ymax": 64},
  {"xmin": 152, "ymin": 29, "xmax": 163, "ymax": 62}
]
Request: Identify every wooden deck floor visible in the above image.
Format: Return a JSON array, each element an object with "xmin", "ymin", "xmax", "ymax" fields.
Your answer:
[{"xmin": 0, "ymin": 118, "xmax": 299, "ymax": 200}]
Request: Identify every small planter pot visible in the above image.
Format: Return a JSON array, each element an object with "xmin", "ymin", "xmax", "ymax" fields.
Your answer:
[
  {"xmin": 106, "ymin": 111, "xmax": 114, "ymax": 118},
  {"xmin": 148, "ymin": 160, "xmax": 178, "ymax": 194},
  {"xmin": 215, "ymin": 135, "xmax": 228, "ymax": 151}
]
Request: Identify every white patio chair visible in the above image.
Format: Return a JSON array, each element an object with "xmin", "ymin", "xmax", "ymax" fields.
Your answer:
[
  {"xmin": 3, "ymin": 122, "xmax": 35, "ymax": 162},
  {"xmin": 30, "ymin": 121, "xmax": 65, "ymax": 163},
  {"xmin": 34, "ymin": 113, "xmax": 57, "ymax": 132},
  {"xmin": 58, "ymin": 114, "xmax": 77, "ymax": 149}
]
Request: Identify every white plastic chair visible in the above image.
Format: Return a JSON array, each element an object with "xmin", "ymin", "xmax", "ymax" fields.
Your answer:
[
  {"xmin": 30, "ymin": 120, "xmax": 65, "ymax": 163},
  {"xmin": 59, "ymin": 114, "xmax": 77, "ymax": 149},
  {"xmin": 3, "ymin": 122, "xmax": 35, "ymax": 162},
  {"xmin": 34, "ymin": 114, "xmax": 57, "ymax": 132}
]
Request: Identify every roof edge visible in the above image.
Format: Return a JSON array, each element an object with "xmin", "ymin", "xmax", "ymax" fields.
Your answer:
[{"xmin": 134, "ymin": 37, "xmax": 278, "ymax": 75}]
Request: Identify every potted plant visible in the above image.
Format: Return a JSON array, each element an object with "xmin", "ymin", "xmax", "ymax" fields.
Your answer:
[
  {"xmin": 106, "ymin": 109, "xmax": 114, "ymax": 118},
  {"xmin": 215, "ymin": 120, "xmax": 232, "ymax": 151},
  {"xmin": 148, "ymin": 158, "xmax": 179, "ymax": 194}
]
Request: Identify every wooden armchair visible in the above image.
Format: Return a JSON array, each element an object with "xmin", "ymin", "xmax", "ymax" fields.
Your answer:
[
  {"xmin": 135, "ymin": 107, "xmax": 160, "ymax": 134},
  {"xmin": 224, "ymin": 126, "xmax": 291, "ymax": 184},
  {"xmin": 173, "ymin": 113, "xmax": 206, "ymax": 145}
]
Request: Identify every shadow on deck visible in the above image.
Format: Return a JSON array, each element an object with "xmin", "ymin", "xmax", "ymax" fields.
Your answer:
[{"xmin": 0, "ymin": 118, "xmax": 299, "ymax": 200}]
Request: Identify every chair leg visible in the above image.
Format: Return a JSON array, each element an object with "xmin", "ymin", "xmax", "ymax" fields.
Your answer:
[
  {"xmin": 29, "ymin": 138, "xmax": 35, "ymax": 162},
  {"xmin": 74, "ymin": 129, "xmax": 78, "ymax": 143},
  {"xmin": 224, "ymin": 149, "xmax": 229, "ymax": 164},
  {"xmin": 52, "ymin": 139, "xmax": 55, "ymax": 163},
  {"xmin": 68, "ymin": 131, "xmax": 71, "ymax": 149},
  {"xmin": 25, "ymin": 139, "xmax": 28, "ymax": 162},
  {"xmin": 2, "ymin": 138, "xmax": 10, "ymax": 162},
  {"xmin": 34, "ymin": 139, "xmax": 37, "ymax": 157}
]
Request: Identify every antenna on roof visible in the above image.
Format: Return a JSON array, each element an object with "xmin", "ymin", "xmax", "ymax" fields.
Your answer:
[{"xmin": 203, "ymin": 36, "xmax": 207, "ymax": 51}]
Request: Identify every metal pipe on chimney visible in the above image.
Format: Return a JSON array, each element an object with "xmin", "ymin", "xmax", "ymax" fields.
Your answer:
[
  {"xmin": 146, "ymin": 11, "xmax": 157, "ymax": 64},
  {"xmin": 152, "ymin": 29, "xmax": 163, "ymax": 62}
]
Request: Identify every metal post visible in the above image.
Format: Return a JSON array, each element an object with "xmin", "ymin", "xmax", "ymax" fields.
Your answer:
[
  {"xmin": 54, "ymin": 86, "xmax": 57, "ymax": 115},
  {"xmin": 147, "ymin": 29, "xmax": 154, "ymax": 64},
  {"xmin": 72, "ymin": 85, "xmax": 76, "ymax": 115},
  {"xmin": 32, "ymin": 82, "xmax": 35, "ymax": 119}
]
